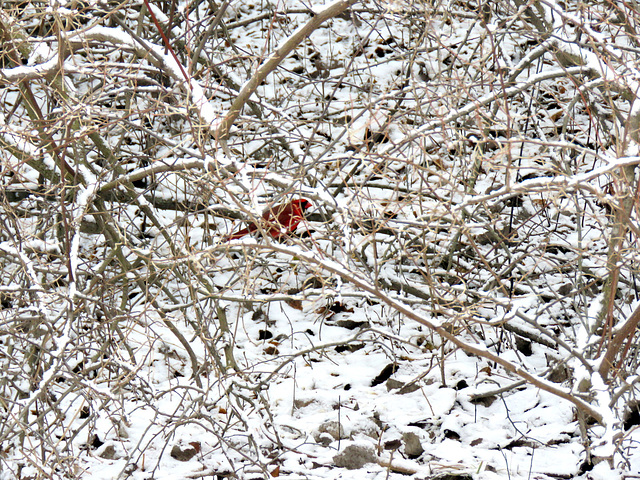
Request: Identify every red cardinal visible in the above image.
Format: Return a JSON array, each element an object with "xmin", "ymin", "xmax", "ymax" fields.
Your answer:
[{"xmin": 224, "ymin": 199, "xmax": 312, "ymax": 241}]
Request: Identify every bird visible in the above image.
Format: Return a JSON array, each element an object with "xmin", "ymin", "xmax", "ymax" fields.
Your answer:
[{"xmin": 223, "ymin": 198, "xmax": 312, "ymax": 241}]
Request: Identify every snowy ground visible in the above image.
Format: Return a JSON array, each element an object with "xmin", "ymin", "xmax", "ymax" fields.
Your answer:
[{"xmin": 1, "ymin": 1, "xmax": 640, "ymax": 479}]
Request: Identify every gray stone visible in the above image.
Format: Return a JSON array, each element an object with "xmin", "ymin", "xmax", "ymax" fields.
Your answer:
[
  {"xmin": 402, "ymin": 432, "xmax": 424, "ymax": 458},
  {"xmin": 333, "ymin": 444, "xmax": 377, "ymax": 469}
]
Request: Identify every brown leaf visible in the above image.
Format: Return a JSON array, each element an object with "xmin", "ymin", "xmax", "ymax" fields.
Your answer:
[{"xmin": 286, "ymin": 299, "xmax": 303, "ymax": 310}]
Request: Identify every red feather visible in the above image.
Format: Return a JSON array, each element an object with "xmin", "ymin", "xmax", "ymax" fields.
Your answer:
[{"xmin": 224, "ymin": 199, "xmax": 312, "ymax": 241}]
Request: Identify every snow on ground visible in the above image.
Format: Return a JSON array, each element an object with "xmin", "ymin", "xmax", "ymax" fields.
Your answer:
[{"xmin": 1, "ymin": 1, "xmax": 640, "ymax": 480}]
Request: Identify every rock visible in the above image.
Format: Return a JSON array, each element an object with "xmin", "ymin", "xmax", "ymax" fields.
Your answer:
[
  {"xmin": 293, "ymin": 398, "xmax": 315, "ymax": 409},
  {"xmin": 402, "ymin": 432, "xmax": 424, "ymax": 458},
  {"xmin": 98, "ymin": 444, "xmax": 118, "ymax": 460},
  {"xmin": 170, "ymin": 443, "xmax": 197, "ymax": 461},
  {"xmin": 386, "ymin": 378, "xmax": 420, "ymax": 393},
  {"xmin": 386, "ymin": 379, "xmax": 404, "ymax": 391},
  {"xmin": 315, "ymin": 432, "xmax": 334, "ymax": 446},
  {"xmin": 383, "ymin": 438, "xmax": 402, "ymax": 450},
  {"xmin": 333, "ymin": 444, "xmax": 377, "ymax": 469},
  {"xmin": 315, "ymin": 420, "xmax": 345, "ymax": 441}
]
